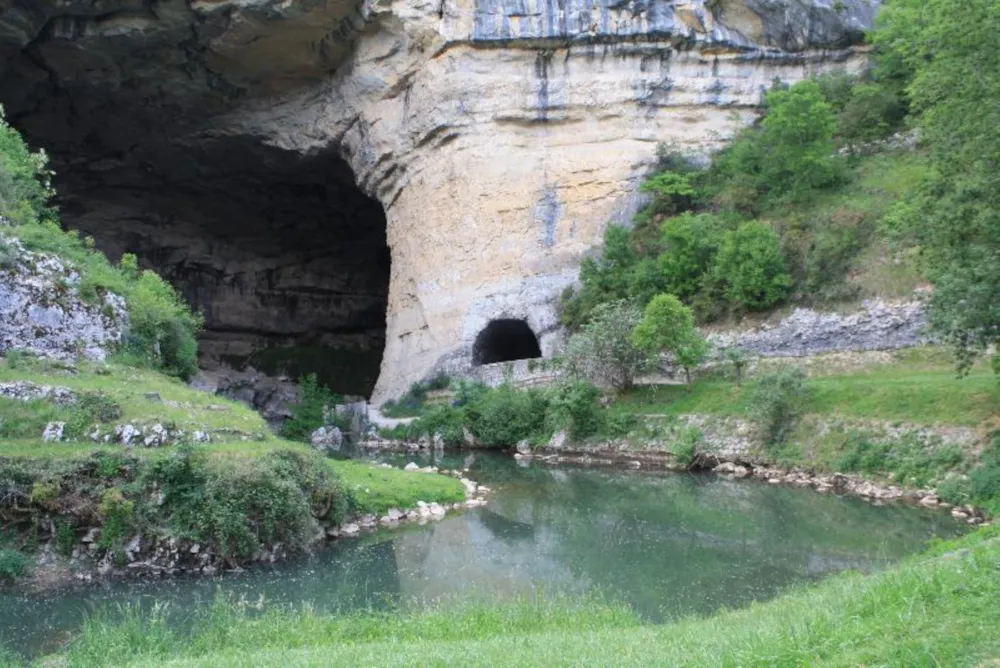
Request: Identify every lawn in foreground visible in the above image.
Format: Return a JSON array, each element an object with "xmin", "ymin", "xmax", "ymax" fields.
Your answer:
[{"xmin": 45, "ymin": 527, "xmax": 1000, "ymax": 667}]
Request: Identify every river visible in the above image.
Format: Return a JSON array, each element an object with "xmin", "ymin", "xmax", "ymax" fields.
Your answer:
[{"xmin": 0, "ymin": 450, "xmax": 967, "ymax": 658}]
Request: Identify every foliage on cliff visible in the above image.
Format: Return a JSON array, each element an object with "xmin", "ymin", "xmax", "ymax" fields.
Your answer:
[
  {"xmin": 0, "ymin": 108, "xmax": 202, "ymax": 379},
  {"xmin": 561, "ymin": 74, "xmax": 912, "ymax": 329},
  {"xmin": 566, "ymin": 0, "xmax": 1000, "ymax": 378},
  {"xmin": 874, "ymin": 0, "xmax": 1000, "ymax": 375}
]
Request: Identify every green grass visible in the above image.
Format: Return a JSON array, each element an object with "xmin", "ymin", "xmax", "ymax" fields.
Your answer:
[
  {"xmin": 616, "ymin": 347, "xmax": 999, "ymax": 427},
  {"xmin": 41, "ymin": 527, "xmax": 1000, "ymax": 667},
  {"xmin": 330, "ymin": 460, "xmax": 465, "ymax": 515},
  {"xmin": 0, "ymin": 358, "xmax": 268, "ymax": 436}
]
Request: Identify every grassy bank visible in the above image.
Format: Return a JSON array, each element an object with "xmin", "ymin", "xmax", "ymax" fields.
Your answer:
[
  {"xmin": 613, "ymin": 347, "xmax": 999, "ymax": 427},
  {"xmin": 0, "ymin": 355, "xmax": 465, "ymax": 581},
  {"xmin": 30, "ymin": 527, "xmax": 999, "ymax": 667}
]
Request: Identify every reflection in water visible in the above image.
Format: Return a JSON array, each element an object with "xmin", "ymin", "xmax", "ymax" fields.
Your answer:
[{"xmin": 0, "ymin": 453, "xmax": 967, "ymax": 657}]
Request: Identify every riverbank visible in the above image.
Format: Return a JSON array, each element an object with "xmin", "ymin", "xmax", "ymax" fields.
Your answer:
[
  {"xmin": 32, "ymin": 526, "xmax": 1000, "ymax": 667},
  {"xmin": 368, "ymin": 346, "xmax": 1000, "ymax": 519},
  {"xmin": 0, "ymin": 358, "xmax": 472, "ymax": 589}
]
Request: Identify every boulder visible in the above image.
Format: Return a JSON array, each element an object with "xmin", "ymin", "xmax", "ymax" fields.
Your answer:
[
  {"xmin": 42, "ymin": 421, "xmax": 64, "ymax": 442},
  {"xmin": 310, "ymin": 426, "xmax": 343, "ymax": 453}
]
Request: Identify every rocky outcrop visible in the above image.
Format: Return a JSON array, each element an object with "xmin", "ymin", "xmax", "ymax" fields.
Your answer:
[
  {"xmin": 710, "ymin": 299, "xmax": 930, "ymax": 358},
  {"xmin": 0, "ymin": 0, "xmax": 879, "ymax": 401},
  {"xmin": 0, "ymin": 233, "xmax": 126, "ymax": 362}
]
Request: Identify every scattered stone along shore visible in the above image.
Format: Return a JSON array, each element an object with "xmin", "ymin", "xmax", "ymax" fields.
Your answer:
[
  {"xmin": 28, "ymin": 464, "xmax": 490, "ymax": 589},
  {"xmin": 514, "ymin": 446, "xmax": 990, "ymax": 526}
]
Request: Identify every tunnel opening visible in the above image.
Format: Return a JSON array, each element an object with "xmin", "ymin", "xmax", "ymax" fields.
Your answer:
[
  {"xmin": 473, "ymin": 319, "xmax": 542, "ymax": 366},
  {"xmin": 55, "ymin": 139, "xmax": 390, "ymax": 399}
]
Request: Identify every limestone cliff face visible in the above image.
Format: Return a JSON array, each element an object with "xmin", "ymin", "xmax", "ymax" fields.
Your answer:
[{"xmin": 0, "ymin": 0, "xmax": 878, "ymax": 402}]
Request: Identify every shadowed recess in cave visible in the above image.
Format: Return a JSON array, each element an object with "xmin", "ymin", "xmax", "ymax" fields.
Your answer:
[
  {"xmin": 53, "ymin": 139, "xmax": 390, "ymax": 396},
  {"xmin": 473, "ymin": 319, "xmax": 542, "ymax": 365}
]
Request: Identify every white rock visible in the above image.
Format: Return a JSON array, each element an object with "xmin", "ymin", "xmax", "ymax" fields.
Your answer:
[
  {"xmin": 42, "ymin": 421, "xmax": 65, "ymax": 442},
  {"xmin": 404, "ymin": 462, "xmax": 420, "ymax": 471}
]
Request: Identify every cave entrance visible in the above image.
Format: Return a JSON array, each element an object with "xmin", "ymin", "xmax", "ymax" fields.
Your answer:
[
  {"xmin": 52, "ymin": 139, "xmax": 390, "ymax": 398},
  {"xmin": 473, "ymin": 320, "xmax": 542, "ymax": 366}
]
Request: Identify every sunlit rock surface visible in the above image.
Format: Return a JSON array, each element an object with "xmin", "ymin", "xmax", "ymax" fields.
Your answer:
[{"xmin": 0, "ymin": 0, "xmax": 878, "ymax": 400}]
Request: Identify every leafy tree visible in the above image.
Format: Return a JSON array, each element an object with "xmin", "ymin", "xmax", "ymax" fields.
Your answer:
[
  {"xmin": 0, "ymin": 106, "xmax": 55, "ymax": 225},
  {"xmin": 124, "ymin": 264, "xmax": 203, "ymax": 380},
  {"xmin": 720, "ymin": 345, "xmax": 751, "ymax": 386},
  {"xmin": 640, "ymin": 171, "xmax": 697, "ymax": 217},
  {"xmin": 710, "ymin": 79, "xmax": 842, "ymax": 209},
  {"xmin": 748, "ymin": 367, "xmax": 809, "ymax": 447},
  {"xmin": 563, "ymin": 300, "xmax": 653, "ymax": 391},
  {"xmin": 657, "ymin": 213, "xmax": 726, "ymax": 301},
  {"xmin": 837, "ymin": 83, "xmax": 908, "ymax": 148},
  {"xmin": 632, "ymin": 294, "xmax": 707, "ymax": 383},
  {"xmin": 874, "ymin": 0, "xmax": 1000, "ymax": 374},
  {"xmin": 712, "ymin": 222, "xmax": 792, "ymax": 311}
]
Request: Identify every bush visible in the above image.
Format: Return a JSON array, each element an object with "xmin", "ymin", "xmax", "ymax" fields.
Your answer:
[
  {"xmin": 672, "ymin": 426, "xmax": 703, "ymax": 467},
  {"xmin": 0, "ymin": 548, "xmax": 27, "ymax": 581},
  {"xmin": 468, "ymin": 385, "xmax": 549, "ymax": 448},
  {"xmin": 836, "ymin": 435, "xmax": 965, "ymax": 488},
  {"xmin": 147, "ymin": 446, "xmax": 342, "ymax": 560},
  {"xmin": 563, "ymin": 300, "xmax": 653, "ymax": 392},
  {"xmin": 544, "ymin": 381, "xmax": 605, "ymax": 440},
  {"xmin": 0, "ymin": 105, "xmax": 55, "ymax": 226},
  {"xmin": 748, "ymin": 368, "xmax": 809, "ymax": 447},
  {"xmin": 631, "ymin": 294, "xmax": 707, "ymax": 383},
  {"xmin": 708, "ymin": 80, "xmax": 843, "ymax": 209},
  {"xmin": 560, "ymin": 226, "xmax": 638, "ymax": 329},
  {"xmin": 281, "ymin": 374, "xmax": 343, "ymax": 443},
  {"xmin": 123, "ymin": 266, "xmax": 202, "ymax": 379},
  {"xmin": 656, "ymin": 213, "xmax": 727, "ymax": 301},
  {"xmin": 712, "ymin": 222, "xmax": 792, "ymax": 311},
  {"xmin": 837, "ymin": 83, "xmax": 908, "ymax": 147}
]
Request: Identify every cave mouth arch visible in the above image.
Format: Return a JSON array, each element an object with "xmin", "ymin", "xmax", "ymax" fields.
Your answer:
[
  {"xmin": 50, "ymin": 138, "xmax": 390, "ymax": 398},
  {"xmin": 473, "ymin": 319, "xmax": 542, "ymax": 366}
]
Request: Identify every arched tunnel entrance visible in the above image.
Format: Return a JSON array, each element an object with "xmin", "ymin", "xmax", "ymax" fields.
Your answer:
[
  {"xmin": 55, "ymin": 139, "xmax": 390, "ymax": 398},
  {"xmin": 473, "ymin": 319, "xmax": 542, "ymax": 366}
]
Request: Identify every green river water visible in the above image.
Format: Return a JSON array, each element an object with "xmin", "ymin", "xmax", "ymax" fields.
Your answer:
[{"xmin": 0, "ymin": 451, "xmax": 967, "ymax": 658}]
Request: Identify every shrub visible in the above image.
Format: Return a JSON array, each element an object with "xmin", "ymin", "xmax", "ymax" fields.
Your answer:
[
  {"xmin": 836, "ymin": 435, "xmax": 965, "ymax": 488},
  {"xmin": 656, "ymin": 213, "xmax": 727, "ymax": 301},
  {"xmin": 748, "ymin": 368, "xmax": 809, "ymax": 447},
  {"xmin": 468, "ymin": 385, "xmax": 549, "ymax": 448},
  {"xmin": 98, "ymin": 487, "xmax": 136, "ymax": 549},
  {"xmin": 412, "ymin": 404, "xmax": 467, "ymax": 445},
  {"xmin": 640, "ymin": 171, "xmax": 697, "ymax": 218},
  {"xmin": 708, "ymin": 80, "xmax": 843, "ymax": 209},
  {"xmin": 712, "ymin": 222, "xmax": 792, "ymax": 311},
  {"xmin": 64, "ymin": 391, "xmax": 123, "ymax": 439},
  {"xmin": 544, "ymin": 381, "xmax": 605, "ymax": 440},
  {"xmin": 0, "ymin": 548, "xmax": 27, "ymax": 581},
  {"xmin": 123, "ymin": 267, "xmax": 202, "ymax": 379},
  {"xmin": 281, "ymin": 374, "xmax": 342, "ymax": 443},
  {"xmin": 632, "ymin": 294, "xmax": 708, "ymax": 383},
  {"xmin": 560, "ymin": 226, "xmax": 638, "ymax": 329},
  {"xmin": 837, "ymin": 83, "xmax": 908, "ymax": 147},
  {"xmin": 0, "ymin": 105, "xmax": 55, "ymax": 226},
  {"xmin": 563, "ymin": 300, "xmax": 653, "ymax": 392},
  {"xmin": 720, "ymin": 346, "xmax": 751, "ymax": 386},
  {"xmin": 672, "ymin": 426, "xmax": 703, "ymax": 467},
  {"xmin": 147, "ymin": 446, "xmax": 342, "ymax": 560}
]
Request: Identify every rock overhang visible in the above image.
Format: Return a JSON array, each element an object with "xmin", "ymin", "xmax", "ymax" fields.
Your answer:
[{"xmin": 0, "ymin": 0, "xmax": 881, "ymax": 402}]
